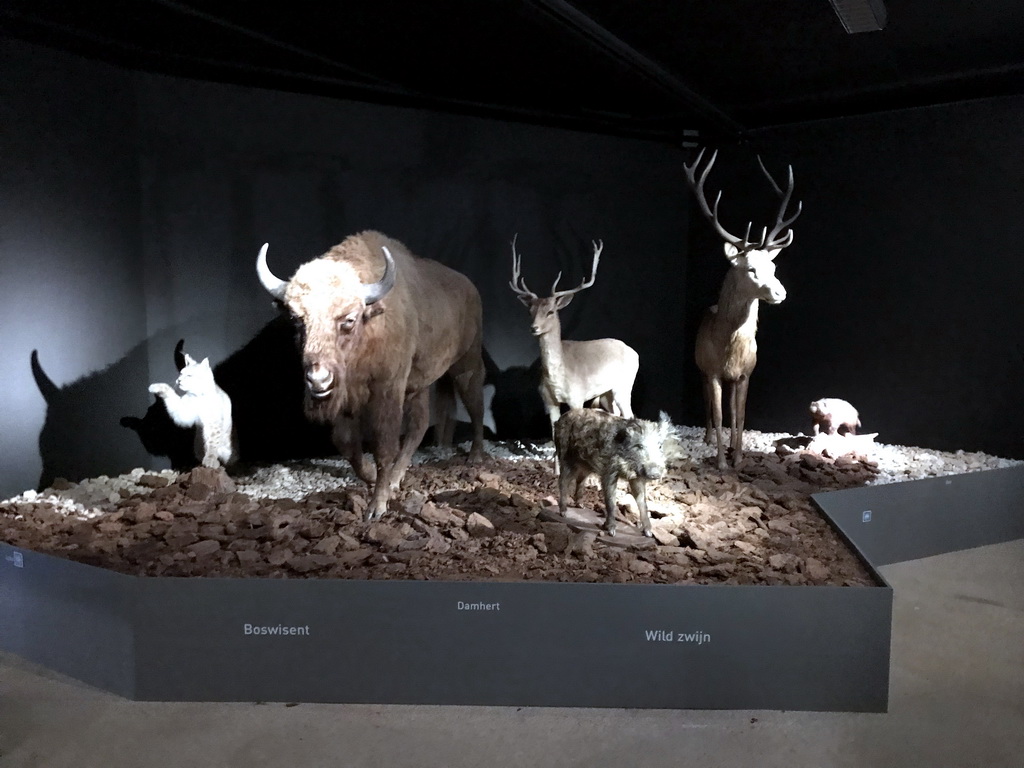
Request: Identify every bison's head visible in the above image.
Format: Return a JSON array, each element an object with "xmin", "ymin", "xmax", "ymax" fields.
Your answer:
[{"xmin": 257, "ymin": 243, "xmax": 395, "ymax": 421}]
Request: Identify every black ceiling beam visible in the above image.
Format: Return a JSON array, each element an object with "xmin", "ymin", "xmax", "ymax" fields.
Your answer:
[{"xmin": 521, "ymin": 0, "xmax": 746, "ymax": 138}]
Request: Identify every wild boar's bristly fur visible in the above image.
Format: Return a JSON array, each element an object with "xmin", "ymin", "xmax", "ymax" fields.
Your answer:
[
  {"xmin": 258, "ymin": 230, "xmax": 487, "ymax": 521},
  {"xmin": 554, "ymin": 408, "xmax": 680, "ymax": 537}
]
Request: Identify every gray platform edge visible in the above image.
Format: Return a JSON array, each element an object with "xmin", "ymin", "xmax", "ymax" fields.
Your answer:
[
  {"xmin": 812, "ymin": 464, "xmax": 1024, "ymax": 566},
  {"xmin": 1, "ymin": 464, "xmax": 1020, "ymax": 711}
]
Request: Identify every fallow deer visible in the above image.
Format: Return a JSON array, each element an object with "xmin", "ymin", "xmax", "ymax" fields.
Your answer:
[
  {"xmin": 684, "ymin": 148, "xmax": 802, "ymax": 470},
  {"xmin": 509, "ymin": 237, "xmax": 639, "ymax": 447}
]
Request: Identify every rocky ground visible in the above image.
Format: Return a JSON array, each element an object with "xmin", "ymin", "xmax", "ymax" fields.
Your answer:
[{"xmin": 1, "ymin": 428, "xmax": 1019, "ymax": 586}]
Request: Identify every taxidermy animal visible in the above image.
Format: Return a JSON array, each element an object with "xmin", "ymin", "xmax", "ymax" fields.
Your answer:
[
  {"xmin": 148, "ymin": 341, "xmax": 236, "ymax": 468},
  {"xmin": 684, "ymin": 148, "xmax": 802, "ymax": 470},
  {"xmin": 554, "ymin": 408, "xmax": 678, "ymax": 537},
  {"xmin": 257, "ymin": 230, "xmax": 486, "ymax": 521},
  {"xmin": 509, "ymin": 236, "xmax": 639, "ymax": 444},
  {"xmin": 810, "ymin": 398, "xmax": 861, "ymax": 436}
]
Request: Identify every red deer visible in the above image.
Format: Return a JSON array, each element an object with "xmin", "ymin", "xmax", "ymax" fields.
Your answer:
[
  {"xmin": 257, "ymin": 230, "xmax": 486, "ymax": 520},
  {"xmin": 509, "ymin": 237, "xmax": 639, "ymax": 449},
  {"xmin": 684, "ymin": 149, "xmax": 802, "ymax": 469}
]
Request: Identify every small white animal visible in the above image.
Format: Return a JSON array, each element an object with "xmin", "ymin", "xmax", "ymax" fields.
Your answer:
[
  {"xmin": 809, "ymin": 398, "xmax": 861, "ymax": 436},
  {"xmin": 149, "ymin": 352, "xmax": 236, "ymax": 468}
]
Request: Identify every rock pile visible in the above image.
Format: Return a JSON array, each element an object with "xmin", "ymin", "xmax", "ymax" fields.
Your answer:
[{"xmin": 1, "ymin": 431, "xmax": 1018, "ymax": 586}]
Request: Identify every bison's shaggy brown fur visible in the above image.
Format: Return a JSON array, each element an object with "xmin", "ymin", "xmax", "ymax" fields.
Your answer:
[{"xmin": 260, "ymin": 230, "xmax": 486, "ymax": 520}]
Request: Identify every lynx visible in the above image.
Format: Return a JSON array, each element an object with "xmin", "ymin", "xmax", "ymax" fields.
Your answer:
[{"xmin": 149, "ymin": 353, "xmax": 236, "ymax": 469}]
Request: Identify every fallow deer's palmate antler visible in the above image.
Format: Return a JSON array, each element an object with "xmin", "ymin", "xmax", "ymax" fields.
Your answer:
[{"xmin": 509, "ymin": 236, "xmax": 638, "ymax": 471}]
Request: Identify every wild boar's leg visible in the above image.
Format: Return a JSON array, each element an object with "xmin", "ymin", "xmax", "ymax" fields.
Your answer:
[
  {"xmin": 628, "ymin": 477, "xmax": 653, "ymax": 537},
  {"xmin": 600, "ymin": 469, "xmax": 620, "ymax": 536},
  {"xmin": 557, "ymin": 461, "xmax": 572, "ymax": 514},
  {"xmin": 391, "ymin": 387, "xmax": 431, "ymax": 491}
]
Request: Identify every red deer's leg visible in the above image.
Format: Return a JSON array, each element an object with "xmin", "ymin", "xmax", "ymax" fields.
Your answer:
[
  {"xmin": 702, "ymin": 375, "xmax": 715, "ymax": 444},
  {"xmin": 709, "ymin": 377, "xmax": 727, "ymax": 470},
  {"xmin": 732, "ymin": 376, "xmax": 750, "ymax": 466}
]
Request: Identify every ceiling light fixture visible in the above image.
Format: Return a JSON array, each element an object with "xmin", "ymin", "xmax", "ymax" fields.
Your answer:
[{"xmin": 827, "ymin": 0, "xmax": 888, "ymax": 33}]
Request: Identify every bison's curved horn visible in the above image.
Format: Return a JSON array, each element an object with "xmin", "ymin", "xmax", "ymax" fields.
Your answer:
[
  {"xmin": 363, "ymin": 246, "xmax": 396, "ymax": 305},
  {"xmin": 256, "ymin": 243, "xmax": 288, "ymax": 301},
  {"xmin": 30, "ymin": 350, "xmax": 59, "ymax": 403}
]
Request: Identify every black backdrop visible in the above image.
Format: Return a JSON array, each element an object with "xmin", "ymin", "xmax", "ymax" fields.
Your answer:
[{"xmin": 2, "ymin": 38, "xmax": 1022, "ymax": 498}]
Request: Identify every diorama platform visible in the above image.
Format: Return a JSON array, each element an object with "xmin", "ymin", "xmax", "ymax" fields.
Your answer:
[{"xmin": 2, "ymin": 464, "xmax": 1021, "ymax": 712}]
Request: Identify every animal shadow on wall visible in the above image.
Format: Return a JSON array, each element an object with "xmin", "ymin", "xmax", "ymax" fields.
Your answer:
[
  {"xmin": 30, "ymin": 347, "xmax": 153, "ymax": 490},
  {"xmin": 120, "ymin": 316, "xmax": 336, "ymax": 471}
]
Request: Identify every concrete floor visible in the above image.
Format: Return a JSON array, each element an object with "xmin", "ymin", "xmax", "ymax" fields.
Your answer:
[{"xmin": 1, "ymin": 539, "xmax": 1021, "ymax": 768}]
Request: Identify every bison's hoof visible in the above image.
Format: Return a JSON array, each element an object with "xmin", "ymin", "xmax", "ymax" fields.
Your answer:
[
  {"xmin": 364, "ymin": 507, "xmax": 386, "ymax": 522},
  {"xmin": 604, "ymin": 524, "xmax": 617, "ymax": 537},
  {"xmin": 466, "ymin": 448, "xmax": 486, "ymax": 465},
  {"xmin": 642, "ymin": 528, "xmax": 654, "ymax": 538}
]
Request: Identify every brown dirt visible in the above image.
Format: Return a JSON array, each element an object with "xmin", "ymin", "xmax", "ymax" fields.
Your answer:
[{"xmin": 0, "ymin": 447, "xmax": 882, "ymax": 587}]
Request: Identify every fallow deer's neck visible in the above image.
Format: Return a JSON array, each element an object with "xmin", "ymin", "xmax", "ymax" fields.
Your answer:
[{"xmin": 536, "ymin": 322, "xmax": 565, "ymax": 371}]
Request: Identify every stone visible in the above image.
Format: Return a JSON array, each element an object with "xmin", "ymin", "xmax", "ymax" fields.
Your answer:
[
  {"xmin": 419, "ymin": 502, "xmax": 463, "ymax": 527},
  {"xmin": 660, "ymin": 564, "xmax": 691, "ymax": 581},
  {"xmin": 138, "ymin": 474, "xmax": 170, "ymax": 489},
  {"xmin": 477, "ymin": 470, "xmax": 503, "ymax": 486},
  {"xmin": 186, "ymin": 466, "xmax": 237, "ymax": 494},
  {"xmin": 400, "ymin": 492, "xmax": 427, "ymax": 518},
  {"xmin": 767, "ymin": 519, "xmax": 799, "ymax": 536},
  {"xmin": 187, "ymin": 539, "xmax": 221, "ymax": 557},
  {"xmin": 803, "ymin": 557, "xmax": 830, "ymax": 582},
  {"xmin": 651, "ymin": 527, "xmax": 680, "ymax": 547},
  {"xmin": 466, "ymin": 512, "xmax": 496, "ymax": 537},
  {"xmin": 628, "ymin": 559, "xmax": 656, "ymax": 576},
  {"xmin": 312, "ymin": 535, "xmax": 341, "ymax": 556},
  {"xmin": 564, "ymin": 531, "xmax": 597, "ymax": 557},
  {"xmin": 364, "ymin": 522, "xmax": 407, "ymax": 550},
  {"xmin": 185, "ymin": 482, "xmax": 213, "ymax": 501}
]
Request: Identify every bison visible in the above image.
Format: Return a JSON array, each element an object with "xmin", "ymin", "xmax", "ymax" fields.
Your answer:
[{"xmin": 257, "ymin": 230, "xmax": 487, "ymax": 520}]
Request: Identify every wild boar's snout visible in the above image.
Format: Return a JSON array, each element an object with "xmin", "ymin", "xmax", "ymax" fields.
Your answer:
[{"xmin": 643, "ymin": 463, "xmax": 664, "ymax": 480}]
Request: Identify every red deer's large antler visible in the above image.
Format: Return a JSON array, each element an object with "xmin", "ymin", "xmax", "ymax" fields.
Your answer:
[{"xmin": 684, "ymin": 149, "xmax": 802, "ymax": 255}]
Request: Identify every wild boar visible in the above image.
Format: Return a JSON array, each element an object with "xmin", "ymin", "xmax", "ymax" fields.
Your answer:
[{"xmin": 554, "ymin": 408, "xmax": 677, "ymax": 537}]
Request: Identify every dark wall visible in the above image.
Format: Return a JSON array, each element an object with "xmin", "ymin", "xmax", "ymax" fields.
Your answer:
[
  {"xmin": 0, "ymin": 40, "xmax": 689, "ymax": 498},
  {"xmin": 0, "ymin": 41, "xmax": 152, "ymax": 495},
  {"xmin": 683, "ymin": 98, "xmax": 1024, "ymax": 459}
]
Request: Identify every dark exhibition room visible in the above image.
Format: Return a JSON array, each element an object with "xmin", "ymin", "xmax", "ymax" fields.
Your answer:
[{"xmin": 1, "ymin": 1, "xmax": 1022, "ymax": 766}]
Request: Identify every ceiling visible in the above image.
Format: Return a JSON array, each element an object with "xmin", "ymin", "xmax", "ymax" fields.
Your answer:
[{"xmin": 2, "ymin": 0, "xmax": 1023, "ymax": 143}]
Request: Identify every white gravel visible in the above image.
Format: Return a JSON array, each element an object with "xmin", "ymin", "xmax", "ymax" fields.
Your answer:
[{"xmin": 4, "ymin": 429, "xmax": 1020, "ymax": 515}]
